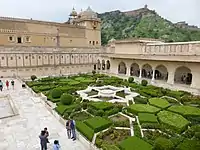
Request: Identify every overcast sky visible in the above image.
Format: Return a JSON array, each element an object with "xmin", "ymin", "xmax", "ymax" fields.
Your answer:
[{"xmin": 0, "ymin": 0, "xmax": 199, "ymax": 27}]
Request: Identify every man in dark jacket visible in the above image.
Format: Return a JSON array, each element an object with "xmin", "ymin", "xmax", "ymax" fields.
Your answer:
[{"xmin": 39, "ymin": 130, "xmax": 48, "ymax": 150}]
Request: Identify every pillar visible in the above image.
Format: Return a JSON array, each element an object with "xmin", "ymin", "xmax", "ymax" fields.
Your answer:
[
  {"xmin": 152, "ymin": 69, "xmax": 155, "ymax": 81},
  {"xmin": 139, "ymin": 68, "xmax": 142, "ymax": 78},
  {"xmin": 167, "ymin": 71, "xmax": 175, "ymax": 85},
  {"xmin": 126, "ymin": 66, "xmax": 130, "ymax": 76}
]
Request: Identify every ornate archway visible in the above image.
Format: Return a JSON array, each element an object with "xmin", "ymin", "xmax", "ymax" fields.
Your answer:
[
  {"xmin": 130, "ymin": 63, "xmax": 140, "ymax": 77},
  {"xmin": 174, "ymin": 66, "xmax": 192, "ymax": 85},
  {"xmin": 97, "ymin": 59, "xmax": 101, "ymax": 70},
  {"xmin": 142, "ymin": 64, "xmax": 152, "ymax": 79},
  {"xmin": 155, "ymin": 65, "xmax": 168, "ymax": 81},
  {"xmin": 106, "ymin": 60, "xmax": 110, "ymax": 70},
  {"xmin": 118, "ymin": 62, "xmax": 127, "ymax": 74},
  {"xmin": 102, "ymin": 60, "xmax": 105, "ymax": 70}
]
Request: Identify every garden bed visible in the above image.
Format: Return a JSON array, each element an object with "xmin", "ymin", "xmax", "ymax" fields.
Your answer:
[
  {"xmin": 84, "ymin": 117, "xmax": 112, "ymax": 133},
  {"xmin": 70, "ymin": 111, "xmax": 92, "ymax": 121},
  {"xmin": 119, "ymin": 136, "xmax": 152, "ymax": 150},
  {"xmin": 110, "ymin": 114, "xmax": 130, "ymax": 127},
  {"xmin": 128, "ymin": 104, "xmax": 161, "ymax": 114},
  {"xmin": 138, "ymin": 113, "xmax": 158, "ymax": 124},
  {"xmin": 168, "ymin": 105, "xmax": 200, "ymax": 117},
  {"xmin": 149, "ymin": 98, "xmax": 170, "ymax": 109},
  {"xmin": 157, "ymin": 111, "xmax": 190, "ymax": 133}
]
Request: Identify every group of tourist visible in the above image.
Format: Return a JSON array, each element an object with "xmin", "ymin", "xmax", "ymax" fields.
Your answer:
[
  {"xmin": 0, "ymin": 79, "xmax": 15, "ymax": 91},
  {"xmin": 39, "ymin": 119, "xmax": 76, "ymax": 150}
]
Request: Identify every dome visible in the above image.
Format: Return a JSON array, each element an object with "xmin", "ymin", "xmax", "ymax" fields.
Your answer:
[
  {"xmin": 81, "ymin": 6, "xmax": 97, "ymax": 18},
  {"xmin": 70, "ymin": 8, "xmax": 77, "ymax": 17}
]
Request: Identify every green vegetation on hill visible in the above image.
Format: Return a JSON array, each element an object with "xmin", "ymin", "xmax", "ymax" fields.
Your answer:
[{"xmin": 99, "ymin": 9, "xmax": 200, "ymax": 45}]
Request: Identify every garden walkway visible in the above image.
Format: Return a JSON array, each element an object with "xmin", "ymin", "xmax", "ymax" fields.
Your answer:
[{"xmin": 0, "ymin": 78, "xmax": 88, "ymax": 150}]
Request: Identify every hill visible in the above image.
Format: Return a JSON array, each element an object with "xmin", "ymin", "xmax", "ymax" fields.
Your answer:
[{"xmin": 98, "ymin": 6, "xmax": 200, "ymax": 45}]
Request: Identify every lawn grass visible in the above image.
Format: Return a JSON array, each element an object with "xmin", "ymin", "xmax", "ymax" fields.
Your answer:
[
  {"xmin": 168, "ymin": 105, "xmax": 200, "ymax": 117},
  {"xmin": 138, "ymin": 113, "xmax": 158, "ymax": 124},
  {"xmin": 157, "ymin": 111, "xmax": 190, "ymax": 133},
  {"xmin": 76, "ymin": 121, "xmax": 94, "ymax": 142},
  {"xmin": 149, "ymin": 98, "xmax": 170, "ymax": 109},
  {"xmin": 119, "ymin": 136, "xmax": 152, "ymax": 150},
  {"xmin": 84, "ymin": 117, "xmax": 112, "ymax": 132},
  {"xmin": 128, "ymin": 104, "xmax": 161, "ymax": 114}
]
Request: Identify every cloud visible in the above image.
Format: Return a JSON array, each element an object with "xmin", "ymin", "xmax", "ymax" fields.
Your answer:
[{"xmin": 0, "ymin": 0, "xmax": 199, "ymax": 26}]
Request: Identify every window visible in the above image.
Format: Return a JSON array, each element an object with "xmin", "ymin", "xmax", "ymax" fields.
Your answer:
[
  {"xmin": 61, "ymin": 56, "xmax": 64, "ymax": 59},
  {"xmin": 17, "ymin": 37, "xmax": 22, "ymax": 43},
  {"xmin": 32, "ymin": 56, "xmax": 35, "ymax": 59},
  {"xmin": 89, "ymin": 41, "xmax": 91, "ymax": 44},
  {"xmin": 38, "ymin": 56, "xmax": 41, "ymax": 59},
  {"xmin": 25, "ymin": 56, "xmax": 28, "ymax": 59},
  {"xmin": 96, "ymin": 41, "xmax": 98, "ymax": 44},
  {"xmin": 26, "ymin": 36, "xmax": 30, "ymax": 42},
  {"xmin": 1, "ymin": 57, "xmax": 4, "ymax": 60},
  {"xmin": 10, "ymin": 57, "xmax": 13, "ymax": 60},
  {"xmin": 51, "ymin": 56, "xmax": 53, "ymax": 59},
  {"xmin": 93, "ymin": 41, "xmax": 95, "ymax": 45},
  {"xmin": 9, "ymin": 36, "xmax": 13, "ymax": 41},
  {"xmin": 18, "ymin": 57, "xmax": 21, "ymax": 59}
]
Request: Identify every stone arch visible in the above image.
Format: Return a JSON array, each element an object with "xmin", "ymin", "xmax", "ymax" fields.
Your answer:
[
  {"xmin": 106, "ymin": 60, "xmax": 110, "ymax": 70},
  {"xmin": 130, "ymin": 63, "xmax": 140, "ymax": 77},
  {"xmin": 142, "ymin": 64, "xmax": 152, "ymax": 79},
  {"xmin": 102, "ymin": 60, "xmax": 105, "ymax": 70},
  {"xmin": 97, "ymin": 59, "xmax": 101, "ymax": 70},
  {"xmin": 174, "ymin": 66, "xmax": 192, "ymax": 85},
  {"xmin": 118, "ymin": 62, "xmax": 127, "ymax": 74},
  {"xmin": 155, "ymin": 65, "xmax": 168, "ymax": 81}
]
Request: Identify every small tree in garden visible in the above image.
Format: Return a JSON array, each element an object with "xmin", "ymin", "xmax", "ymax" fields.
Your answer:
[
  {"xmin": 128, "ymin": 77, "xmax": 134, "ymax": 83},
  {"xmin": 61, "ymin": 94, "xmax": 73, "ymax": 105},
  {"xmin": 31, "ymin": 75, "xmax": 37, "ymax": 81},
  {"xmin": 92, "ymin": 70, "xmax": 96, "ymax": 75},
  {"xmin": 51, "ymin": 88, "xmax": 62, "ymax": 99},
  {"xmin": 141, "ymin": 80, "xmax": 148, "ymax": 86}
]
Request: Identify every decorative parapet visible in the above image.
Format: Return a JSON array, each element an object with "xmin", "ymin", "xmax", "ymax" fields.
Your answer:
[{"xmin": 142, "ymin": 41, "xmax": 200, "ymax": 56}]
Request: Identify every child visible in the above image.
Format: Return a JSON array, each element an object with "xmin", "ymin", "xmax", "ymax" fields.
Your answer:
[
  {"xmin": 53, "ymin": 140, "xmax": 60, "ymax": 150},
  {"xmin": 6, "ymin": 80, "xmax": 9, "ymax": 90}
]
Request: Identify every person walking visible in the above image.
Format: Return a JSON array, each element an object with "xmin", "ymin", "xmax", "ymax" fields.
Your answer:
[
  {"xmin": 53, "ymin": 140, "xmax": 61, "ymax": 150},
  {"xmin": 6, "ymin": 80, "xmax": 9, "ymax": 90},
  {"xmin": 70, "ymin": 119, "xmax": 76, "ymax": 141},
  {"xmin": 39, "ymin": 130, "xmax": 48, "ymax": 150},
  {"xmin": 66, "ymin": 119, "xmax": 71, "ymax": 139},
  {"xmin": 11, "ymin": 80, "xmax": 15, "ymax": 90},
  {"xmin": 0, "ymin": 80, "xmax": 3, "ymax": 91}
]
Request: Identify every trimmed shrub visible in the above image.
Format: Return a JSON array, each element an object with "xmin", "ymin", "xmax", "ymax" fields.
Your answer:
[
  {"xmin": 60, "ymin": 94, "xmax": 73, "ymax": 105},
  {"xmin": 92, "ymin": 70, "xmax": 96, "ymax": 75},
  {"xmin": 134, "ymin": 124, "xmax": 142, "ymax": 138},
  {"xmin": 138, "ymin": 113, "xmax": 158, "ymax": 124},
  {"xmin": 84, "ymin": 117, "xmax": 112, "ymax": 133},
  {"xmin": 134, "ymin": 96, "xmax": 148, "ymax": 104},
  {"xmin": 119, "ymin": 136, "xmax": 152, "ymax": 150},
  {"xmin": 153, "ymin": 137, "xmax": 174, "ymax": 150},
  {"xmin": 128, "ymin": 104, "xmax": 161, "ymax": 114},
  {"xmin": 176, "ymin": 139, "xmax": 200, "ymax": 150},
  {"xmin": 168, "ymin": 105, "xmax": 200, "ymax": 117},
  {"xmin": 31, "ymin": 75, "xmax": 37, "ymax": 81},
  {"xmin": 141, "ymin": 80, "xmax": 148, "ymax": 86},
  {"xmin": 51, "ymin": 88, "xmax": 63, "ymax": 99},
  {"xmin": 149, "ymin": 98, "xmax": 170, "ymax": 109},
  {"xmin": 157, "ymin": 111, "xmax": 190, "ymax": 133},
  {"xmin": 128, "ymin": 77, "xmax": 134, "ymax": 83},
  {"xmin": 76, "ymin": 121, "xmax": 94, "ymax": 141}
]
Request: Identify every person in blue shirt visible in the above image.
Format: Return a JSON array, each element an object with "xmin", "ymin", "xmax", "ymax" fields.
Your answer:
[
  {"xmin": 70, "ymin": 119, "xmax": 76, "ymax": 141},
  {"xmin": 53, "ymin": 140, "xmax": 60, "ymax": 150}
]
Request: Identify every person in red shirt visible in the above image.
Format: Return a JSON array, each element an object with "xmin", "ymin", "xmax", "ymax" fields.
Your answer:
[{"xmin": 6, "ymin": 80, "xmax": 9, "ymax": 90}]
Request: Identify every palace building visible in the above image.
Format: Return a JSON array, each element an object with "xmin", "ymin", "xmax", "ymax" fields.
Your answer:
[
  {"xmin": 0, "ymin": 7, "xmax": 101, "ymax": 77},
  {"xmin": 1, "ymin": 7, "xmax": 200, "ymax": 93}
]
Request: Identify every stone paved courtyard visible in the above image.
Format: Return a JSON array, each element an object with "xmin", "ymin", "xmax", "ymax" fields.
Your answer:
[{"xmin": 0, "ymin": 79, "xmax": 88, "ymax": 150}]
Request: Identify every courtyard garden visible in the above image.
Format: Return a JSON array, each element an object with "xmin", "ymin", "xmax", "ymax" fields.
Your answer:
[{"xmin": 26, "ymin": 73, "xmax": 200, "ymax": 150}]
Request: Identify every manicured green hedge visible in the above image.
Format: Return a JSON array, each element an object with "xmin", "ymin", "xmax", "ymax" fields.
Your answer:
[
  {"xmin": 149, "ymin": 98, "xmax": 170, "ymax": 109},
  {"xmin": 76, "ymin": 121, "xmax": 94, "ymax": 142},
  {"xmin": 157, "ymin": 111, "xmax": 190, "ymax": 133},
  {"xmin": 134, "ymin": 124, "xmax": 142, "ymax": 138},
  {"xmin": 84, "ymin": 117, "xmax": 112, "ymax": 133},
  {"xmin": 128, "ymin": 104, "xmax": 161, "ymax": 114},
  {"xmin": 119, "ymin": 136, "xmax": 152, "ymax": 150},
  {"xmin": 153, "ymin": 137, "xmax": 174, "ymax": 150},
  {"xmin": 138, "ymin": 113, "xmax": 158, "ymax": 124},
  {"xmin": 134, "ymin": 96, "xmax": 148, "ymax": 104},
  {"xmin": 55, "ymin": 104, "xmax": 78, "ymax": 116},
  {"xmin": 168, "ymin": 105, "xmax": 200, "ymax": 117},
  {"xmin": 176, "ymin": 139, "xmax": 200, "ymax": 150}
]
